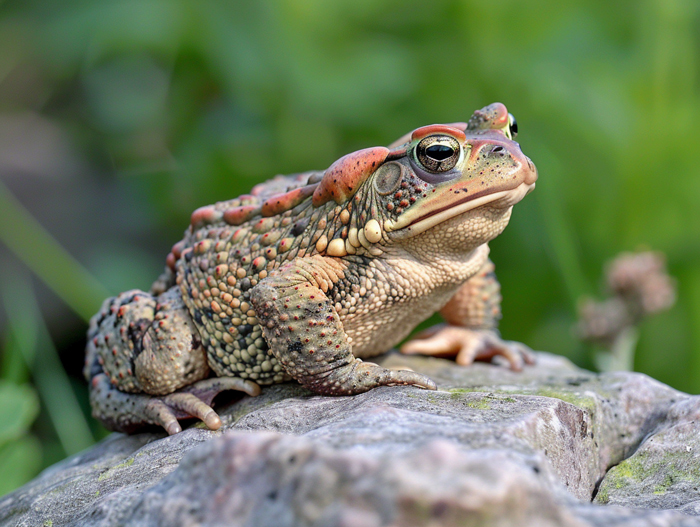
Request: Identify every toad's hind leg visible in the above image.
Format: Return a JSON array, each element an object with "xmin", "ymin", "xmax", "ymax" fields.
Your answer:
[
  {"xmin": 85, "ymin": 288, "xmax": 259, "ymax": 434},
  {"xmin": 250, "ymin": 256, "xmax": 437, "ymax": 395},
  {"xmin": 88, "ymin": 374, "xmax": 260, "ymax": 434}
]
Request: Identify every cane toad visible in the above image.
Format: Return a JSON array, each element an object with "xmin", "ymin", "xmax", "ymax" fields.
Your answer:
[{"xmin": 85, "ymin": 102, "xmax": 538, "ymax": 434}]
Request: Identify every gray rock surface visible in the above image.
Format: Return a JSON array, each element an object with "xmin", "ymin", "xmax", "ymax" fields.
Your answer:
[{"xmin": 2, "ymin": 352, "xmax": 700, "ymax": 526}]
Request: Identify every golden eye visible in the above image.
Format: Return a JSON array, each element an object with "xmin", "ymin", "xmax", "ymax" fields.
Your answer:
[
  {"xmin": 415, "ymin": 135, "xmax": 460, "ymax": 173},
  {"xmin": 507, "ymin": 113, "xmax": 518, "ymax": 139}
]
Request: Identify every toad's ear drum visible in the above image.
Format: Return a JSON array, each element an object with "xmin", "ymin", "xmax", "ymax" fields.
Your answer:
[{"xmin": 374, "ymin": 162, "xmax": 405, "ymax": 196}]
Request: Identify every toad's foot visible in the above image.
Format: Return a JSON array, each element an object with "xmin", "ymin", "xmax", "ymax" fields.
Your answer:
[
  {"xmin": 308, "ymin": 359, "xmax": 437, "ymax": 394},
  {"xmin": 400, "ymin": 325, "xmax": 535, "ymax": 372},
  {"xmin": 90, "ymin": 375, "xmax": 260, "ymax": 435}
]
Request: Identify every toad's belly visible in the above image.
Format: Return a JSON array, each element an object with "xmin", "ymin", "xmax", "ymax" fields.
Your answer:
[{"xmin": 343, "ymin": 284, "xmax": 458, "ymax": 359}]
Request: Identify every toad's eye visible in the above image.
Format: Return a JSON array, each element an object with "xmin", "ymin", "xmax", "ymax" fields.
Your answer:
[
  {"xmin": 507, "ymin": 113, "xmax": 518, "ymax": 139},
  {"xmin": 415, "ymin": 135, "xmax": 461, "ymax": 173}
]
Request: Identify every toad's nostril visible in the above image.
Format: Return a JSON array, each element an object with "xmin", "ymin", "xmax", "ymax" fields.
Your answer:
[{"xmin": 492, "ymin": 146, "xmax": 505, "ymax": 154}]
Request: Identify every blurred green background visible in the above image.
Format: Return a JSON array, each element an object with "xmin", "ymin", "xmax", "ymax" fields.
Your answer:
[{"xmin": 1, "ymin": 0, "xmax": 699, "ymax": 495}]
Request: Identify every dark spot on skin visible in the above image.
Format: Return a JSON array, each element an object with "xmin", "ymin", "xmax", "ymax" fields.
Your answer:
[
  {"xmin": 239, "ymin": 324, "xmax": 254, "ymax": 337},
  {"xmin": 291, "ymin": 218, "xmax": 309, "ymax": 236},
  {"xmin": 94, "ymin": 310, "xmax": 109, "ymax": 328},
  {"xmin": 127, "ymin": 318, "xmax": 151, "ymax": 357},
  {"xmin": 191, "ymin": 335, "xmax": 201, "ymax": 350},
  {"xmin": 287, "ymin": 341, "xmax": 303, "ymax": 353},
  {"xmin": 119, "ymin": 295, "xmax": 137, "ymax": 307}
]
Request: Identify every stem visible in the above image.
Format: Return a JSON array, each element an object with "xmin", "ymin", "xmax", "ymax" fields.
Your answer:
[{"xmin": 0, "ymin": 179, "xmax": 111, "ymax": 322}]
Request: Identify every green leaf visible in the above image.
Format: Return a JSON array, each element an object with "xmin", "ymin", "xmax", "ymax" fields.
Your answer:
[
  {"xmin": 0, "ymin": 382, "xmax": 40, "ymax": 447},
  {"xmin": 0, "ymin": 437, "xmax": 42, "ymax": 496}
]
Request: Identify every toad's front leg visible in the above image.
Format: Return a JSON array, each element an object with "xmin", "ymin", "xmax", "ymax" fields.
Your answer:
[
  {"xmin": 250, "ymin": 256, "xmax": 436, "ymax": 394},
  {"xmin": 401, "ymin": 259, "xmax": 535, "ymax": 371}
]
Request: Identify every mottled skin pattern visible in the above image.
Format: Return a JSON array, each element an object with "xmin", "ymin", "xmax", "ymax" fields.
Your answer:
[{"xmin": 85, "ymin": 103, "xmax": 538, "ymax": 434}]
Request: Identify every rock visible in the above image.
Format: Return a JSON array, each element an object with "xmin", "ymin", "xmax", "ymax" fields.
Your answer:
[
  {"xmin": 2, "ymin": 352, "xmax": 700, "ymax": 526},
  {"xmin": 595, "ymin": 396, "xmax": 700, "ymax": 514},
  {"xmin": 130, "ymin": 434, "xmax": 584, "ymax": 527}
]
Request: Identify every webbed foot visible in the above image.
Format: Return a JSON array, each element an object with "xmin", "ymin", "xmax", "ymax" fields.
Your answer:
[
  {"xmin": 91, "ymin": 375, "xmax": 260, "ymax": 435},
  {"xmin": 400, "ymin": 325, "xmax": 535, "ymax": 371}
]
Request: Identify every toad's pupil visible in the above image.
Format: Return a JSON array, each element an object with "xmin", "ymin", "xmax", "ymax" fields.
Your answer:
[
  {"xmin": 426, "ymin": 144, "xmax": 454, "ymax": 160},
  {"xmin": 510, "ymin": 117, "xmax": 518, "ymax": 137}
]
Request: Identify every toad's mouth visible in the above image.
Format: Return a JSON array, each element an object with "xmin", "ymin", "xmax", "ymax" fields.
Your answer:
[{"xmin": 384, "ymin": 180, "xmax": 536, "ymax": 239}]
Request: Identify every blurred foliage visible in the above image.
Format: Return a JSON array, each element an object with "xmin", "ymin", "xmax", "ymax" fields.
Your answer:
[
  {"xmin": 0, "ymin": 381, "xmax": 41, "ymax": 496},
  {"xmin": 0, "ymin": 0, "xmax": 699, "ymax": 495}
]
